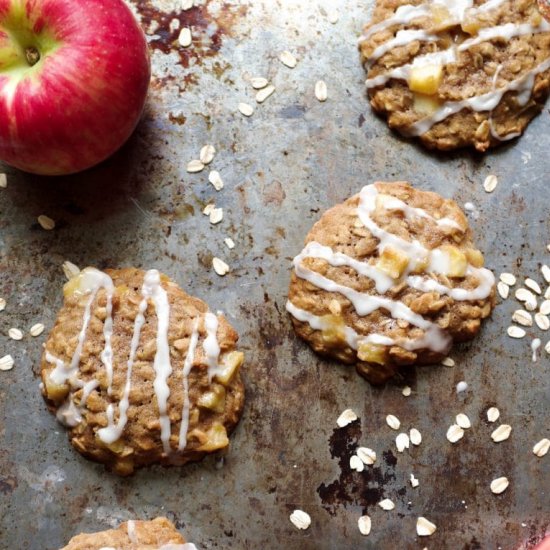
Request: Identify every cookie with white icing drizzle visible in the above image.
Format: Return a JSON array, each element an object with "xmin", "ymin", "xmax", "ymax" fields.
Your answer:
[
  {"xmin": 61, "ymin": 516, "xmax": 196, "ymax": 550},
  {"xmin": 287, "ymin": 182, "xmax": 496, "ymax": 383},
  {"xmin": 359, "ymin": 0, "xmax": 550, "ymax": 151},
  {"xmin": 40, "ymin": 267, "xmax": 245, "ymax": 476}
]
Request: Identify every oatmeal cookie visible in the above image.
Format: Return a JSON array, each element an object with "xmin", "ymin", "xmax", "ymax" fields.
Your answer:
[
  {"xmin": 41, "ymin": 268, "xmax": 245, "ymax": 476},
  {"xmin": 61, "ymin": 517, "xmax": 193, "ymax": 550},
  {"xmin": 287, "ymin": 181, "xmax": 496, "ymax": 383},
  {"xmin": 359, "ymin": 0, "xmax": 550, "ymax": 151}
]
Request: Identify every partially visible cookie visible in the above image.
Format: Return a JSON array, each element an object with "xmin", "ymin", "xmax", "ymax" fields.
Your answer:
[
  {"xmin": 41, "ymin": 267, "xmax": 245, "ymax": 475},
  {"xmin": 287, "ymin": 181, "xmax": 496, "ymax": 383},
  {"xmin": 359, "ymin": 0, "xmax": 550, "ymax": 151},
  {"xmin": 61, "ymin": 517, "xmax": 194, "ymax": 550}
]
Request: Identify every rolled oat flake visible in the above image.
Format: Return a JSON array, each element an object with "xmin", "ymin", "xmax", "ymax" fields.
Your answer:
[
  {"xmin": 289, "ymin": 510, "xmax": 311, "ymax": 530},
  {"xmin": 491, "ymin": 424, "xmax": 512, "ymax": 443},
  {"xmin": 417, "ymin": 517, "xmax": 437, "ymax": 536}
]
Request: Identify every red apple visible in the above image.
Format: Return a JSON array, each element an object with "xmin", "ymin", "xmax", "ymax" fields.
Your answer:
[{"xmin": 0, "ymin": 0, "xmax": 150, "ymax": 175}]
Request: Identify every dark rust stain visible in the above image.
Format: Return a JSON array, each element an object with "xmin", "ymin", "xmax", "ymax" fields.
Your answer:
[
  {"xmin": 134, "ymin": 0, "xmax": 247, "ymax": 71},
  {"xmin": 317, "ymin": 420, "xmax": 396, "ymax": 515},
  {"xmin": 0, "ymin": 476, "xmax": 17, "ymax": 494}
]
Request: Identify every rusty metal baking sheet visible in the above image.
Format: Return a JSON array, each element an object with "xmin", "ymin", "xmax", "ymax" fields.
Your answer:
[{"xmin": 1, "ymin": 0, "xmax": 549, "ymax": 548}]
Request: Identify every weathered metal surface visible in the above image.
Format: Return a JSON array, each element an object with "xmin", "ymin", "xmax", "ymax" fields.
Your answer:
[{"xmin": 0, "ymin": 0, "xmax": 549, "ymax": 548}]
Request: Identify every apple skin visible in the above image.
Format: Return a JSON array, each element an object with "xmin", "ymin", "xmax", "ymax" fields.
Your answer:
[{"xmin": 0, "ymin": 0, "xmax": 150, "ymax": 175}]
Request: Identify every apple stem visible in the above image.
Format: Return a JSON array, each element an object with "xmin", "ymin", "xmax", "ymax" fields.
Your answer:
[{"xmin": 25, "ymin": 47, "xmax": 40, "ymax": 67}]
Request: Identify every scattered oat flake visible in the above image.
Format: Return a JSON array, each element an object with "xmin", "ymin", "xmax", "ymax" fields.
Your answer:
[
  {"xmin": 187, "ymin": 159, "xmax": 204, "ymax": 173},
  {"xmin": 447, "ymin": 424, "xmax": 464, "ymax": 443},
  {"xmin": 178, "ymin": 27, "xmax": 192, "ymax": 47},
  {"xmin": 512, "ymin": 310, "xmax": 532, "ymax": 327},
  {"xmin": 456, "ymin": 413, "xmax": 471, "ymax": 429},
  {"xmin": 350, "ymin": 455, "xmax": 364, "ymax": 472},
  {"xmin": 0, "ymin": 173, "xmax": 6, "ymax": 188},
  {"xmin": 516, "ymin": 288, "xmax": 537, "ymax": 311},
  {"xmin": 490, "ymin": 477, "xmax": 509, "ymax": 495},
  {"xmin": 0, "ymin": 298, "xmax": 5, "ymax": 311},
  {"xmin": 256, "ymin": 84, "xmax": 275, "ymax": 103},
  {"xmin": 456, "ymin": 381, "xmax": 468, "ymax": 394},
  {"xmin": 279, "ymin": 50, "xmax": 297, "ymax": 68},
  {"xmin": 539, "ymin": 300, "xmax": 550, "ymax": 315},
  {"xmin": 410, "ymin": 473, "xmax": 420, "ymax": 488},
  {"xmin": 525, "ymin": 278, "xmax": 542, "ymax": 295},
  {"xmin": 410, "ymin": 428, "xmax": 422, "ymax": 446},
  {"xmin": 541, "ymin": 265, "xmax": 550, "ymax": 284},
  {"xmin": 30, "ymin": 323, "xmax": 45, "ymax": 337},
  {"xmin": 38, "ymin": 215, "xmax": 55, "ymax": 230},
  {"xmin": 487, "ymin": 407, "xmax": 500, "ymax": 423},
  {"xmin": 203, "ymin": 204, "xmax": 214, "ymax": 216},
  {"xmin": 251, "ymin": 77, "xmax": 268, "ymax": 89},
  {"xmin": 208, "ymin": 170, "xmax": 224, "ymax": 191},
  {"xmin": 483, "ymin": 174, "xmax": 498, "ymax": 193},
  {"xmin": 336, "ymin": 408, "xmax": 357, "ymax": 427},
  {"xmin": 378, "ymin": 498, "xmax": 395, "ymax": 511},
  {"xmin": 532, "ymin": 338, "xmax": 541, "ymax": 362},
  {"xmin": 212, "ymin": 257, "xmax": 229, "ymax": 276},
  {"xmin": 533, "ymin": 438, "xmax": 550, "ymax": 457},
  {"xmin": 199, "ymin": 144, "xmax": 216, "ymax": 165},
  {"xmin": 289, "ymin": 510, "xmax": 311, "ymax": 530},
  {"xmin": 535, "ymin": 313, "xmax": 550, "ymax": 330},
  {"xmin": 0, "ymin": 354, "xmax": 14, "ymax": 371},
  {"xmin": 546, "ymin": 287, "xmax": 550, "ymax": 300},
  {"xmin": 209, "ymin": 207, "xmax": 223, "ymax": 225},
  {"xmin": 507, "ymin": 326, "xmax": 526, "ymax": 339},
  {"xmin": 224, "ymin": 237, "xmax": 235, "ymax": 250},
  {"xmin": 238, "ymin": 102, "xmax": 254, "ymax": 116},
  {"xmin": 402, "ymin": 386, "xmax": 411, "ymax": 397},
  {"xmin": 358, "ymin": 515, "xmax": 371, "ymax": 536},
  {"xmin": 442, "ymin": 357, "xmax": 455, "ymax": 367},
  {"xmin": 357, "ymin": 447, "xmax": 376, "ymax": 465},
  {"xmin": 491, "ymin": 424, "xmax": 512, "ymax": 443},
  {"xmin": 417, "ymin": 517, "xmax": 437, "ymax": 537},
  {"xmin": 396, "ymin": 432, "xmax": 410, "ymax": 452},
  {"xmin": 386, "ymin": 414, "xmax": 400, "ymax": 430},
  {"xmin": 315, "ymin": 80, "xmax": 328, "ymax": 102},
  {"xmin": 327, "ymin": 8, "xmax": 339, "ymax": 23},
  {"xmin": 62, "ymin": 261, "xmax": 80, "ymax": 281},
  {"xmin": 8, "ymin": 328, "xmax": 23, "ymax": 341},
  {"xmin": 181, "ymin": 0, "xmax": 193, "ymax": 9},
  {"xmin": 497, "ymin": 282, "xmax": 509, "ymax": 299},
  {"xmin": 500, "ymin": 273, "xmax": 516, "ymax": 286},
  {"xmin": 546, "ymin": 340, "xmax": 550, "ymax": 355}
]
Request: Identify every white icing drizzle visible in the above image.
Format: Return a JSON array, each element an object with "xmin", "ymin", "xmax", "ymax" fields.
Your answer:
[
  {"xmin": 127, "ymin": 520, "xmax": 137, "ymax": 544},
  {"xmin": 142, "ymin": 269, "xmax": 173, "ymax": 455},
  {"xmin": 56, "ymin": 399, "xmax": 83, "ymax": 427},
  {"xmin": 368, "ymin": 29, "xmax": 439, "ymax": 66},
  {"xmin": 101, "ymin": 285, "xmax": 115, "ymax": 396},
  {"xmin": 203, "ymin": 312, "xmax": 222, "ymax": 382},
  {"xmin": 287, "ymin": 184, "xmax": 495, "ymax": 357},
  {"xmin": 80, "ymin": 379, "xmax": 99, "ymax": 406},
  {"xmin": 178, "ymin": 319, "xmax": 200, "ymax": 451},
  {"xmin": 97, "ymin": 287, "xmax": 148, "ymax": 445},
  {"xmin": 362, "ymin": 0, "xmax": 550, "ymax": 138}
]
